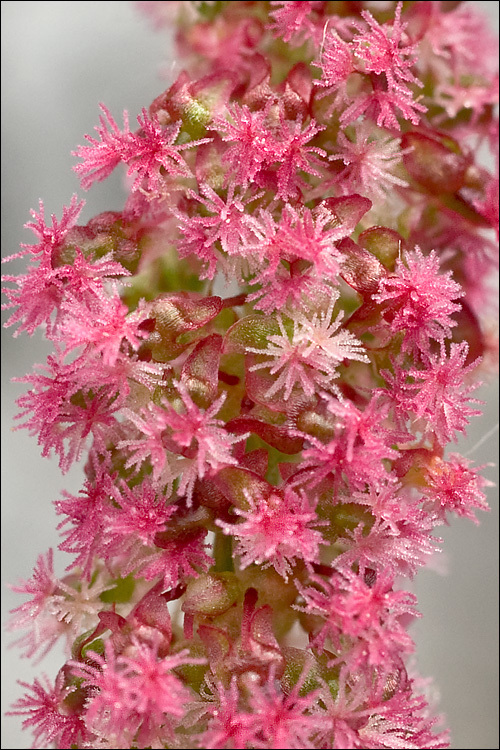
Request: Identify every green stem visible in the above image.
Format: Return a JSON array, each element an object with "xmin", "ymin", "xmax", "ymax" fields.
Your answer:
[{"xmin": 212, "ymin": 531, "xmax": 234, "ymax": 572}]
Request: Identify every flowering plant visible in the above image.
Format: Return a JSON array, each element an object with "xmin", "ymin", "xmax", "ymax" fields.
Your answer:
[{"xmin": 3, "ymin": 1, "xmax": 498, "ymax": 748}]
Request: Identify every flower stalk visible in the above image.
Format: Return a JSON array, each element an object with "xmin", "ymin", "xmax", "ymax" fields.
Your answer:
[{"xmin": 3, "ymin": 2, "xmax": 498, "ymax": 748}]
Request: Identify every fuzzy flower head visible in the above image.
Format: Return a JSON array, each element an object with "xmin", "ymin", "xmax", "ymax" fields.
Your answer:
[
  {"xmin": 214, "ymin": 101, "xmax": 275, "ymax": 187},
  {"xmin": 100, "ymin": 479, "xmax": 178, "ymax": 569},
  {"xmin": 330, "ymin": 120, "xmax": 409, "ymax": 204},
  {"xmin": 57, "ymin": 295, "xmax": 150, "ymax": 367},
  {"xmin": 120, "ymin": 381, "xmax": 248, "ymax": 500},
  {"xmin": 316, "ymin": 30, "xmax": 355, "ymax": 92},
  {"xmin": 7, "ymin": 672, "xmax": 88, "ymax": 750},
  {"xmin": 73, "ymin": 105, "xmax": 210, "ymax": 197},
  {"xmin": 405, "ymin": 341, "xmax": 483, "ymax": 447},
  {"xmin": 7, "ymin": 549, "xmax": 109, "ymax": 661},
  {"xmin": 247, "ymin": 295, "xmax": 369, "ymax": 402},
  {"xmin": 70, "ymin": 638, "xmax": 204, "ymax": 747},
  {"xmin": 374, "ymin": 247, "xmax": 464, "ymax": 355},
  {"xmin": 422, "ymin": 453, "xmax": 491, "ymax": 525},
  {"xmin": 297, "ymin": 568, "xmax": 418, "ymax": 674},
  {"xmin": 2, "ymin": 194, "xmax": 84, "ymax": 266},
  {"xmin": 353, "ymin": 1, "xmax": 422, "ymax": 92},
  {"xmin": 162, "ymin": 381, "xmax": 249, "ymax": 502},
  {"xmin": 268, "ymin": 1, "xmax": 322, "ymax": 47},
  {"xmin": 216, "ymin": 485, "xmax": 324, "ymax": 581}
]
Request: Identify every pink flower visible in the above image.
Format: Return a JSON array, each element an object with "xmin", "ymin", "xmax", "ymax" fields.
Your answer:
[
  {"xmin": 353, "ymin": 2, "xmax": 422, "ymax": 93},
  {"xmin": 335, "ymin": 499, "xmax": 440, "ymax": 580},
  {"xmin": 297, "ymin": 569, "xmax": 418, "ymax": 674},
  {"xmin": 294, "ymin": 394, "xmax": 397, "ymax": 495},
  {"xmin": 200, "ymin": 667, "xmax": 325, "ymax": 750},
  {"xmin": 422, "ymin": 453, "xmax": 491, "ymax": 525},
  {"xmin": 137, "ymin": 528, "xmax": 213, "ymax": 590},
  {"xmin": 244, "ymin": 667, "xmax": 326, "ymax": 749},
  {"xmin": 2, "ymin": 247, "xmax": 128, "ymax": 338},
  {"xmin": 424, "ymin": 2, "xmax": 499, "ymax": 81},
  {"xmin": 7, "ymin": 672, "xmax": 88, "ymax": 750},
  {"xmin": 373, "ymin": 247, "xmax": 464, "ymax": 355},
  {"xmin": 71, "ymin": 638, "xmax": 203, "ymax": 747},
  {"xmin": 14, "ymin": 352, "xmax": 125, "ymax": 472},
  {"xmin": 121, "ymin": 382, "xmax": 247, "ymax": 502},
  {"xmin": 55, "ymin": 465, "xmax": 121, "ymax": 579},
  {"xmin": 100, "ymin": 480, "xmax": 177, "ymax": 564},
  {"xmin": 2, "ymin": 194, "xmax": 84, "ymax": 265},
  {"xmin": 272, "ymin": 115, "xmax": 327, "ymax": 200},
  {"xmin": 340, "ymin": 82, "xmax": 427, "ymax": 131},
  {"xmin": 57, "ymin": 295, "xmax": 150, "ymax": 366},
  {"xmin": 404, "ymin": 341, "xmax": 483, "ymax": 446},
  {"xmin": 316, "ymin": 31, "xmax": 354, "ymax": 91},
  {"xmin": 162, "ymin": 383, "xmax": 248, "ymax": 499},
  {"xmin": 216, "ymin": 485, "xmax": 324, "ymax": 580},
  {"xmin": 214, "ymin": 101, "xmax": 275, "ymax": 186},
  {"xmin": 73, "ymin": 104, "xmax": 208, "ymax": 196},
  {"xmin": 198, "ymin": 676, "xmax": 256, "ymax": 749},
  {"xmin": 7, "ymin": 550, "xmax": 61, "ymax": 660},
  {"xmin": 316, "ymin": 669, "xmax": 450, "ymax": 749},
  {"xmin": 268, "ymin": 1, "xmax": 321, "ymax": 46},
  {"xmin": 175, "ymin": 181, "xmax": 261, "ymax": 265}
]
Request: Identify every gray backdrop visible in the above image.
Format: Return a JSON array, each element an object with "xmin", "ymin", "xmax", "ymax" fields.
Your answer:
[{"xmin": 1, "ymin": 3, "xmax": 498, "ymax": 748}]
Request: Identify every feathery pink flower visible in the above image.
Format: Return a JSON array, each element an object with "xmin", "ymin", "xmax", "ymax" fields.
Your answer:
[
  {"xmin": 374, "ymin": 247, "xmax": 463, "ymax": 355},
  {"xmin": 73, "ymin": 104, "xmax": 208, "ymax": 195},
  {"xmin": 216, "ymin": 485, "xmax": 324, "ymax": 580},
  {"xmin": 7, "ymin": 673, "xmax": 88, "ymax": 750}
]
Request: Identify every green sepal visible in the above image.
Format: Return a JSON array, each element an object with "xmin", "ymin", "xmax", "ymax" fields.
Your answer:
[{"xmin": 99, "ymin": 573, "xmax": 136, "ymax": 604}]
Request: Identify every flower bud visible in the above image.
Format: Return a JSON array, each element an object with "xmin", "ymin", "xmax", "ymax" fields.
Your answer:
[
  {"xmin": 182, "ymin": 572, "xmax": 240, "ymax": 617},
  {"xmin": 358, "ymin": 226, "xmax": 405, "ymax": 272},
  {"xmin": 401, "ymin": 130, "xmax": 470, "ymax": 195}
]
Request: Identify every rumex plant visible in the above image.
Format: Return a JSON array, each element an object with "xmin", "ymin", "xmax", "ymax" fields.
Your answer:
[{"xmin": 3, "ymin": 1, "xmax": 498, "ymax": 748}]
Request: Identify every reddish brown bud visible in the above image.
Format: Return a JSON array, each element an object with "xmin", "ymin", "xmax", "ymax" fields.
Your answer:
[{"xmin": 401, "ymin": 130, "xmax": 470, "ymax": 195}]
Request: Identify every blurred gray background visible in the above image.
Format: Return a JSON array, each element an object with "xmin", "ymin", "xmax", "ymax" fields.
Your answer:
[{"xmin": 1, "ymin": 2, "xmax": 498, "ymax": 748}]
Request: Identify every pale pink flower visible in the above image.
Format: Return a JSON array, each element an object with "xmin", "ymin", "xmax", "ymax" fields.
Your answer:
[
  {"xmin": 330, "ymin": 120, "xmax": 409, "ymax": 203},
  {"xmin": 246, "ymin": 299, "xmax": 368, "ymax": 401},
  {"xmin": 8, "ymin": 549, "xmax": 109, "ymax": 661}
]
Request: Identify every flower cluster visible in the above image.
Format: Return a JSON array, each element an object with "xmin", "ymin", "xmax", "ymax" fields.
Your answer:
[{"xmin": 3, "ymin": 2, "xmax": 498, "ymax": 748}]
